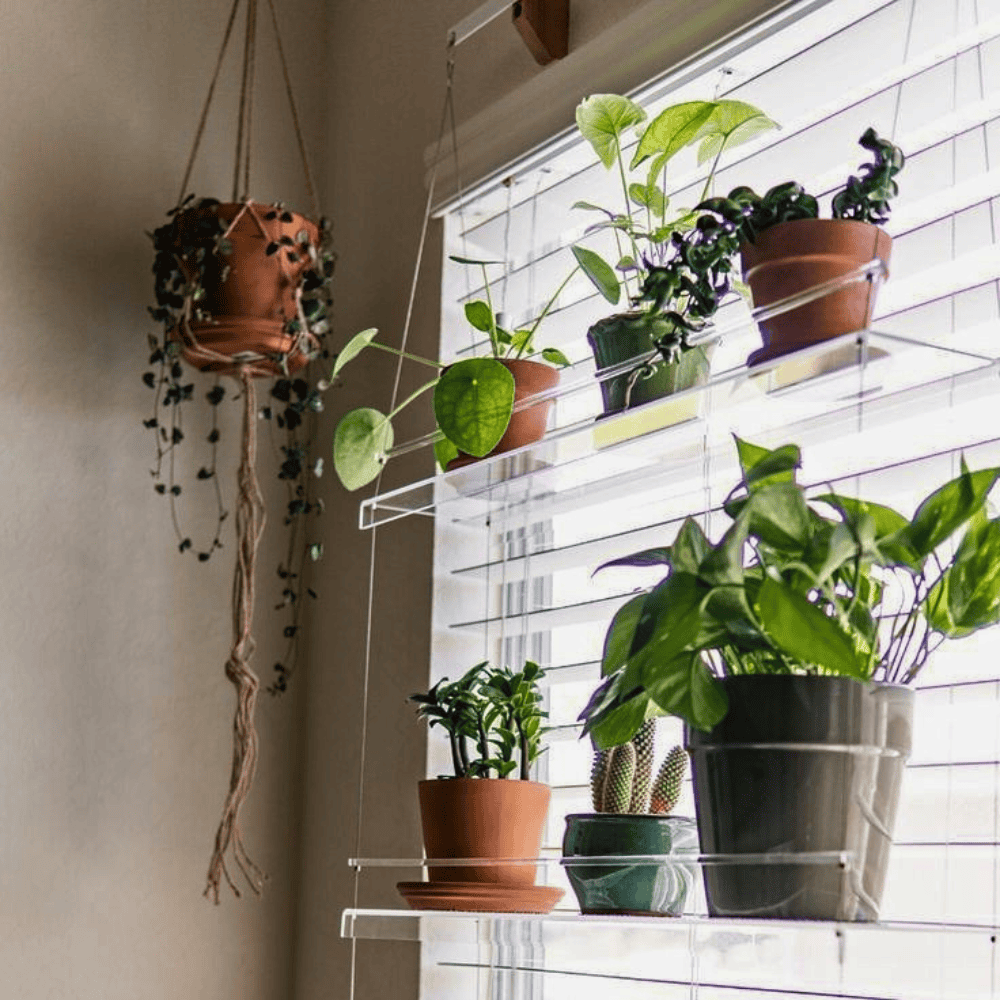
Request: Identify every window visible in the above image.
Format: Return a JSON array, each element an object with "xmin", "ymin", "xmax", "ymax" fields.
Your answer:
[{"xmin": 422, "ymin": 0, "xmax": 1000, "ymax": 996}]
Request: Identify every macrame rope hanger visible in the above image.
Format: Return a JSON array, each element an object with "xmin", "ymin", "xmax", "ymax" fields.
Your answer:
[{"xmin": 173, "ymin": 0, "xmax": 321, "ymax": 903}]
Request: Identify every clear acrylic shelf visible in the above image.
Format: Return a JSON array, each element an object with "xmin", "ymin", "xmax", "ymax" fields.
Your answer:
[
  {"xmin": 348, "ymin": 850, "xmax": 853, "ymax": 870},
  {"xmin": 359, "ymin": 322, "xmax": 1000, "ymax": 529}
]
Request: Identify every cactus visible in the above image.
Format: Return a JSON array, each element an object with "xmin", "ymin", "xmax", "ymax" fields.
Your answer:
[
  {"xmin": 629, "ymin": 718, "xmax": 655, "ymax": 813},
  {"xmin": 650, "ymin": 745, "xmax": 687, "ymax": 815},
  {"xmin": 591, "ymin": 720, "xmax": 687, "ymax": 814}
]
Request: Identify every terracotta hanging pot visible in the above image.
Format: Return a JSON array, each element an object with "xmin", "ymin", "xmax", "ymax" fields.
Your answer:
[
  {"xmin": 168, "ymin": 200, "xmax": 320, "ymax": 377},
  {"xmin": 740, "ymin": 218, "xmax": 892, "ymax": 366},
  {"xmin": 445, "ymin": 358, "xmax": 560, "ymax": 470}
]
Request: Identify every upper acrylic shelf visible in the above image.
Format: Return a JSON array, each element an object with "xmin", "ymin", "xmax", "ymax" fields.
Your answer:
[{"xmin": 358, "ymin": 265, "xmax": 1000, "ymax": 529}]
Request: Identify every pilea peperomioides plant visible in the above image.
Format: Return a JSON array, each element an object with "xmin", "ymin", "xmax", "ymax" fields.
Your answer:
[
  {"xmin": 332, "ymin": 257, "xmax": 570, "ymax": 490},
  {"xmin": 590, "ymin": 718, "xmax": 687, "ymax": 815}
]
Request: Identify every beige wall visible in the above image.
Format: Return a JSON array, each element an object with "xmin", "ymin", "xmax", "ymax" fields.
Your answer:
[
  {"xmin": 0, "ymin": 1, "xmax": 785, "ymax": 998},
  {"xmin": 298, "ymin": 3, "xmax": 782, "ymax": 1000},
  {"xmin": 0, "ymin": 1, "xmax": 325, "ymax": 997}
]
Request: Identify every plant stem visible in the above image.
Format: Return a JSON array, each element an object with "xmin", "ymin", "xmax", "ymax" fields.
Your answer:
[
  {"xmin": 386, "ymin": 377, "xmax": 438, "ymax": 421},
  {"xmin": 698, "ymin": 138, "xmax": 729, "ymax": 206},
  {"xmin": 481, "ymin": 264, "xmax": 500, "ymax": 358},
  {"xmin": 369, "ymin": 340, "xmax": 441, "ymax": 370},
  {"xmin": 515, "ymin": 265, "xmax": 580, "ymax": 359}
]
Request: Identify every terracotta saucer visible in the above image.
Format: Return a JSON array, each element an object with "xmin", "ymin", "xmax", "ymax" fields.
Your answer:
[{"xmin": 397, "ymin": 881, "xmax": 563, "ymax": 914}]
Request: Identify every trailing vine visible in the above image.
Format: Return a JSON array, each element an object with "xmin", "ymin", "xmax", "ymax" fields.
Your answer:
[{"xmin": 142, "ymin": 196, "xmax": 336, "ymax": 694}]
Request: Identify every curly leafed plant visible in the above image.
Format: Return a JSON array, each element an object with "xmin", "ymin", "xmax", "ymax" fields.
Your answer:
[
  {"xmin": 410, "ymin": 660, "xmax": 548, "ymax": 780},
  {"xmin": 581, "ymin": 437, "xmax": 1000, "ymax": 748},
  {"xmin": 696, "ymin": 128, "xmax": 905, "ymax": 243}
]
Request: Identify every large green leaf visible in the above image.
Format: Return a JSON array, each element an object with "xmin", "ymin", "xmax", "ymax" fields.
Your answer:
[
  {"xmin": 693, "ymin": 100, "xmax": 778, "ymax": 166},
  {"xmin": 671, "ymin": 517, "xmax": 710, "ymax": 575},
  {"xmin": 939, "ymin": 517, "xmax": 1000, "ymax": 634},
  {"xmin": 333, "ymin": 407, "xmax": 394, "ymax": 491},
  {"xmin": 571, "ymin": 244, "xmax": 621, "ymax": 304},
  {"xmin": 745, "ymin": 482, "xmax": 813, "ymax": 552},
  {"xmin": 755, "ymin": 576, "xmax": 869, "ymax": 679},
  {"xmin": 332, "ymin": 327, "xmax": 378, "ymax": 378},
  {"xmin": 813, "ymin": 493, "xmax": 908, "ymax": 540},
  {"xmin": 643, "ymin": 652, "xmax": 728, "ymax": 732},
  {"xmin": 588, "ymin": 690, "xmax": 655, "ymax": 749},
  {"xmin": 629, "ymin": 571, "xmax": 706, "ymax": 661},
  {"xmin": 698, "ymin": 514, "xmax": 748, "ymax": 587},
  {"xmin": 576, "ymin": 94, "xmax": 647, "ymax": 169},
  {"xmin": 735, "ymin": 438, "xmax": 801, "ymax": 490},
  {"xmin": 630, "ymin": 101, "xmax": 716, "ymax": 169},
  {"xmin": 897, "ymin": 465, "xmax": 1000, "ymax": 560},
  {"xmin": 433, "ymin": 358, "xmax": 515, "ymax": 458},
  {"xmin": 601, "ymin": 594, "xmax": 646, "ymax": 676}
]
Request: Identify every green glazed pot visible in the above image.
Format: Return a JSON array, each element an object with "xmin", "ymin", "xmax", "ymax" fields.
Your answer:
[
  {"xmin": 561, "ymin": 813, "xmax": 697, "ymax": 916},
  {"xmin": 587, "ymin": 312, "xmax": 712, "ymax": 416}
]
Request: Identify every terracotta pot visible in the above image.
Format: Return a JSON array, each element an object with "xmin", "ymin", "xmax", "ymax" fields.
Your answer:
[
  {"xmin": 445, "ymin": 359, "xmax": 560, "ymax": 470},
  {"xmin": 418, "ymin": 777, "xmax": 550, "ymax": 886},
  {"xmin": 172, "ymin": 317, "xmax": 313, "ymax": 378},
  {"xmin": 740, "ymin": 218, "xmax": 892, "ymax": 366},
  {"xmin": 170, "ymin": 200, "xmax": 320, "ymax": 377}
]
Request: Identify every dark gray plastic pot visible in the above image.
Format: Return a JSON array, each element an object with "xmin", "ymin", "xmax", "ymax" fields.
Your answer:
[
  {"xmin": 685, "ymin": 675, "xmax": 913, "ymax": 921},
  {"xmin": 587, "ymin": 313, "xmax": 712, "ymax": 415}
]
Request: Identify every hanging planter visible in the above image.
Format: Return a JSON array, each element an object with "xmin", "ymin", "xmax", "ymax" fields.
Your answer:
[{"xmin": 142, "ymin": 0, "xmax": 334, "ymax": 903}]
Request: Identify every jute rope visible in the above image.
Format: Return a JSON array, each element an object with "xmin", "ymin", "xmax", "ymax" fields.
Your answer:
[{"xmin": 205, "ymin": 368, "xmax": 267, "ymax": 903}]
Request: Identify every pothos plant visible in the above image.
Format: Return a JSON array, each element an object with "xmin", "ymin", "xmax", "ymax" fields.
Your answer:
[
  {"xmin": 570, "ymin": 94, "xmax": 777, "ymax": 308},
  {"xmin": 143, "ymin": 195, "xmax": 336, "ymax": 694},
  {"xmin": 332, "ymin": 256, "xmax": 571, "ymax": 491},
  {"xmin": 581, "ymin": 436, "xmax": 1000, "ymax": 749},
  {"xmin": 410, "ymin": 660, "xmax": 548, "ymax": 780}
]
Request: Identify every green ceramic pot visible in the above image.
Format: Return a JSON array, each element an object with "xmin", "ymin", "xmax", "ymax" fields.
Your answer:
[
  {"xmin": 561, "ymin": 813, "xmax": 697, "ymax": 916},
  {"xmin": 587, "ymin": 312, "xmax": 713, "ymax": 416}
]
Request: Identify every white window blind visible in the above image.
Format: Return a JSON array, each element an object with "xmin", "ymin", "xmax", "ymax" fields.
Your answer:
[{"xmin": 424, "ymin": 0, "xmax": 1000, "ymax": 996}]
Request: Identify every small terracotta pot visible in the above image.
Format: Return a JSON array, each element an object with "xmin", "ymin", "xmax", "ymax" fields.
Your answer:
[
  {"xmin": 740, "ymin": 218, "xmax": 892, "ymax": 366},
  {"xmin": 445, "ymin": 359, "xmax": 560, "ymax": 470},
  {"xmin": 418, "ymin": 778, "xmax": 550, "ymax": 886},
  {"xmin": 170, "ymin": 200, "xmax": 320, "ymax": 377}
]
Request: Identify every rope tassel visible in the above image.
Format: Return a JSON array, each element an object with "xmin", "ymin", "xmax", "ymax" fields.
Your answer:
[{"xmin": 205, "ymin": 370, "xmax": 267, "ymax": 903}]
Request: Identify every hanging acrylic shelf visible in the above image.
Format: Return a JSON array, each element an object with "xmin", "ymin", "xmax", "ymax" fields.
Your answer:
[{"xmin": 358, "ymin": 263, "xmax": 1000, "ymax": 529}]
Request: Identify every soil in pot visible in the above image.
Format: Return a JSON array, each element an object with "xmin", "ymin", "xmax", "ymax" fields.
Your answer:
[
  {"xmin": 445, "ymin": 359, "xmax": 560, "ymax": 470},
  {"xmin": 686, "ymin": 675, "xmax": 914, "ymax": 921},
  {"xmin": 588, "ymin": 313, "xmax": 712, "ymax": 415},
  {"xmin": 562, "ymin": 813, "xmax": 697, "ymax": 916},
  {"xmin": 741, "ymin": 218, "xmax": 892, "ymax": 367}
]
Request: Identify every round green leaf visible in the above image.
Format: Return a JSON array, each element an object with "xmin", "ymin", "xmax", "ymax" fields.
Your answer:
[
  {"xmin": 464, "ymin": 300, "xmax": 494, "ymax": 332},
  {"xmin": 333, "ymin": 407, "xmax": 394, "ymax": 491},
  {"xmin": 332, "ymin": 328, "xmax": 378, "ymax": 378},
  {"xmin": 433, "ymin": 358, "xmax": 515, "ymax": 458}
]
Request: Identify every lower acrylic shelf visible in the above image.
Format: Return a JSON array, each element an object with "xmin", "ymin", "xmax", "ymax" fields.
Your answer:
[{"xmin": 341, "ymin": 908, "xmax": 1000, "ymax": 999}]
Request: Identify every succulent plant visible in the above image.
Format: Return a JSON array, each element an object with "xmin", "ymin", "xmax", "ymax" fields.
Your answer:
[{"xmin": 591, "ymin": 719, "xmax": 687, "ymax": 814}]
